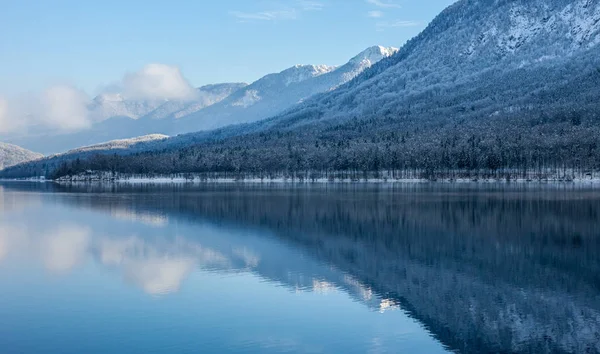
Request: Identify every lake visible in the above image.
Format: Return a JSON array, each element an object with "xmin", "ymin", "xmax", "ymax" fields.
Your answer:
[{"xmin": 0, "ymin": 182, "xmax": 599, "ymax": 354}]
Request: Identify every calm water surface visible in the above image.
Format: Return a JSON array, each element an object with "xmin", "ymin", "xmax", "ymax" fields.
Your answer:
[{"xmin": 0, "ymin": 182, "xmax": 599, "ymax": 354}]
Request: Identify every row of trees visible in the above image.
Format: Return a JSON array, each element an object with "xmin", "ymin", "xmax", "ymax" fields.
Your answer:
[{"xmin": 37, "ymin": 108, "xmax": 599, "ymax": 181}]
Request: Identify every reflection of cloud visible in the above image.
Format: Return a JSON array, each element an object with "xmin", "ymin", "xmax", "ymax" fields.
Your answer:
[
  {"xmin": 42, "ymin": 225, "xmax": 91, "ymax": 273},
  {"xmin": 0, "ymin": 223, "xmax": 35, "ymax": 262},
  {"xmin": 97, "ymin": 236, "xmax": 230, "ymax": 295},
  {"xmin": 0, "ymin": 227, "xmax": 9, "ymax": 261},
  {"xmin": 125, "ymin": 257, "xmax": 195, "ymax": 295},
  {"xmin": 0, "ymin": 223, "xmax": 92, "ymax": 271},
  {"xmin": 99, "ymin": 237, "xmax": 197, "ymax": 295},
  {"xmin": 111, "ymin": 209, "xmax": 168, "ymax": 227},
  {"xmin": 232, "ymin": 247, "xmax": 261, "ymax": 268}
]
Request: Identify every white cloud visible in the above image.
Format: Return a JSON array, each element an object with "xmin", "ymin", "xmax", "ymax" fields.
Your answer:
[
  {"xmin": 368, "ymin": 10, "xmax": 384, "ymax": 18},
  {"xmin": 376, "ymin": 20, "xmax": 420, "ymax": 31},
  {"xmin": 0, "ymin": 63, "xmax": 196, "ymax": 135},
  {"xmin": 231, "ymin": 1, "xmax": 323, "ymax": 22},
  {"xmin": 121, "ymin": 64, "xmax": 197, "ymax": 101},
  {"xmin": 0, "ymin": 85, "xmax": 92, "ymax": 134},
  {"xmin": 298, "ymin": 1, "xmax": 324, "ymax": 11},
  {"xmin": 366, "ymin": 0, "xmax": 401, "ymax": 8},
  {"xmin": 40, "ymin": 85, "xmax": 92, "ymax": 131},
  {"xmin": 230, "ymin": 10, "xmax": 298, "ymax": 21},
  {"xmin": 0, "ymin": 97, "xmax": 9, "ymax": 133}
]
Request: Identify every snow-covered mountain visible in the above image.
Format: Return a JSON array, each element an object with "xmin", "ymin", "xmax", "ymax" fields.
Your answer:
[
  {"xmin": 0, "ymin": 142, "xmax": 42, "ymax": 170},
  {"xmin": 170, "ymin": 46, "xmax": 398, "ymax": 133}
]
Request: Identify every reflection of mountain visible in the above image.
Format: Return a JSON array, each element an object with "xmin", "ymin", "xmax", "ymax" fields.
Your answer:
[
  {"xmin": 0, "ymin": 185, "xmax": 390, "ymax": 310},
  {"xmin": 2, "ymin": 183, "xmax": 600, "ymax": 353}
]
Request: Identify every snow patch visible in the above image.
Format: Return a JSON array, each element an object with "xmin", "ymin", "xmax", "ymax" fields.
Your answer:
[{"xmin": 232, "ymin": 89, "xmax": 262, "ymax": 108}]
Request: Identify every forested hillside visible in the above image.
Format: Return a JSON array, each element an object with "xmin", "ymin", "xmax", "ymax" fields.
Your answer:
[{"xmin": 2, "ymin": 0, "xmax": 600, "ymax": 181}]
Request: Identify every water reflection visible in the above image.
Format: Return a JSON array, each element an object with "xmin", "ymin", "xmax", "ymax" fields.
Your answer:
[{"xmin": 1, "ymin": 182, "xmax": 600, "ymax": 353}]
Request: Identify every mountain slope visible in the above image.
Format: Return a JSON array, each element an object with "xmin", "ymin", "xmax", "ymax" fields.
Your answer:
[{"xmin": 0, "ymin": 143, "xmax": 42, "ymax": 170}]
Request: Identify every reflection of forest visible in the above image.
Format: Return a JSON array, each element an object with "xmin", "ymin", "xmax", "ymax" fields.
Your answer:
[{"xmin": 6, "ymin": 183, "xmax": 600, "ymax": 353}]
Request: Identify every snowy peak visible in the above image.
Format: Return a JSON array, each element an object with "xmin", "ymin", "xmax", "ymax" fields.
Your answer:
[
  {"xmin": 349, "ymin": 46, "xmax": 399, "ymax": 66},
  {"xmin": 276, "ymin": 64, "xmax": 337, "ymax": 87},
  {"xmin": 226, "ymin": 65, "xmax": 335, "ymax": 108},
  {"xmin": 282, "ymin": 65, "xmax": 335, "ymax": 86},
  {"xmin": 175, "ymin": 45, "xmax": 402, "ymax": 129}
]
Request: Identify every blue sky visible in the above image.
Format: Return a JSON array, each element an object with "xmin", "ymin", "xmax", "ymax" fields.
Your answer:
[{"xmin": 0, "ymin": 0, "xmax": 455, "ymax": 95}]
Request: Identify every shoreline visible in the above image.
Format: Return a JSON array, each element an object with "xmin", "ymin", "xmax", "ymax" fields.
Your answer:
[{"xmin": 3, "ymin": 176, "xmax": 600, "ymax": 185}]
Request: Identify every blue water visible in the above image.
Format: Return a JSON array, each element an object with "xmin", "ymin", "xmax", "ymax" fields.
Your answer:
[{"xmin": 0, "ymin": 183, "xmax": 599, "ymax": 353}]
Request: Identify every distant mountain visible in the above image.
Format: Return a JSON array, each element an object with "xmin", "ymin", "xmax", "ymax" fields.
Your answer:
[
  {"xmin": 0, "ymin": 143, "xmax": 42, "ymax": 170},
  {"xmin": 169, "ymin": 46, "xmax": 398, "ymax": 133}
]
